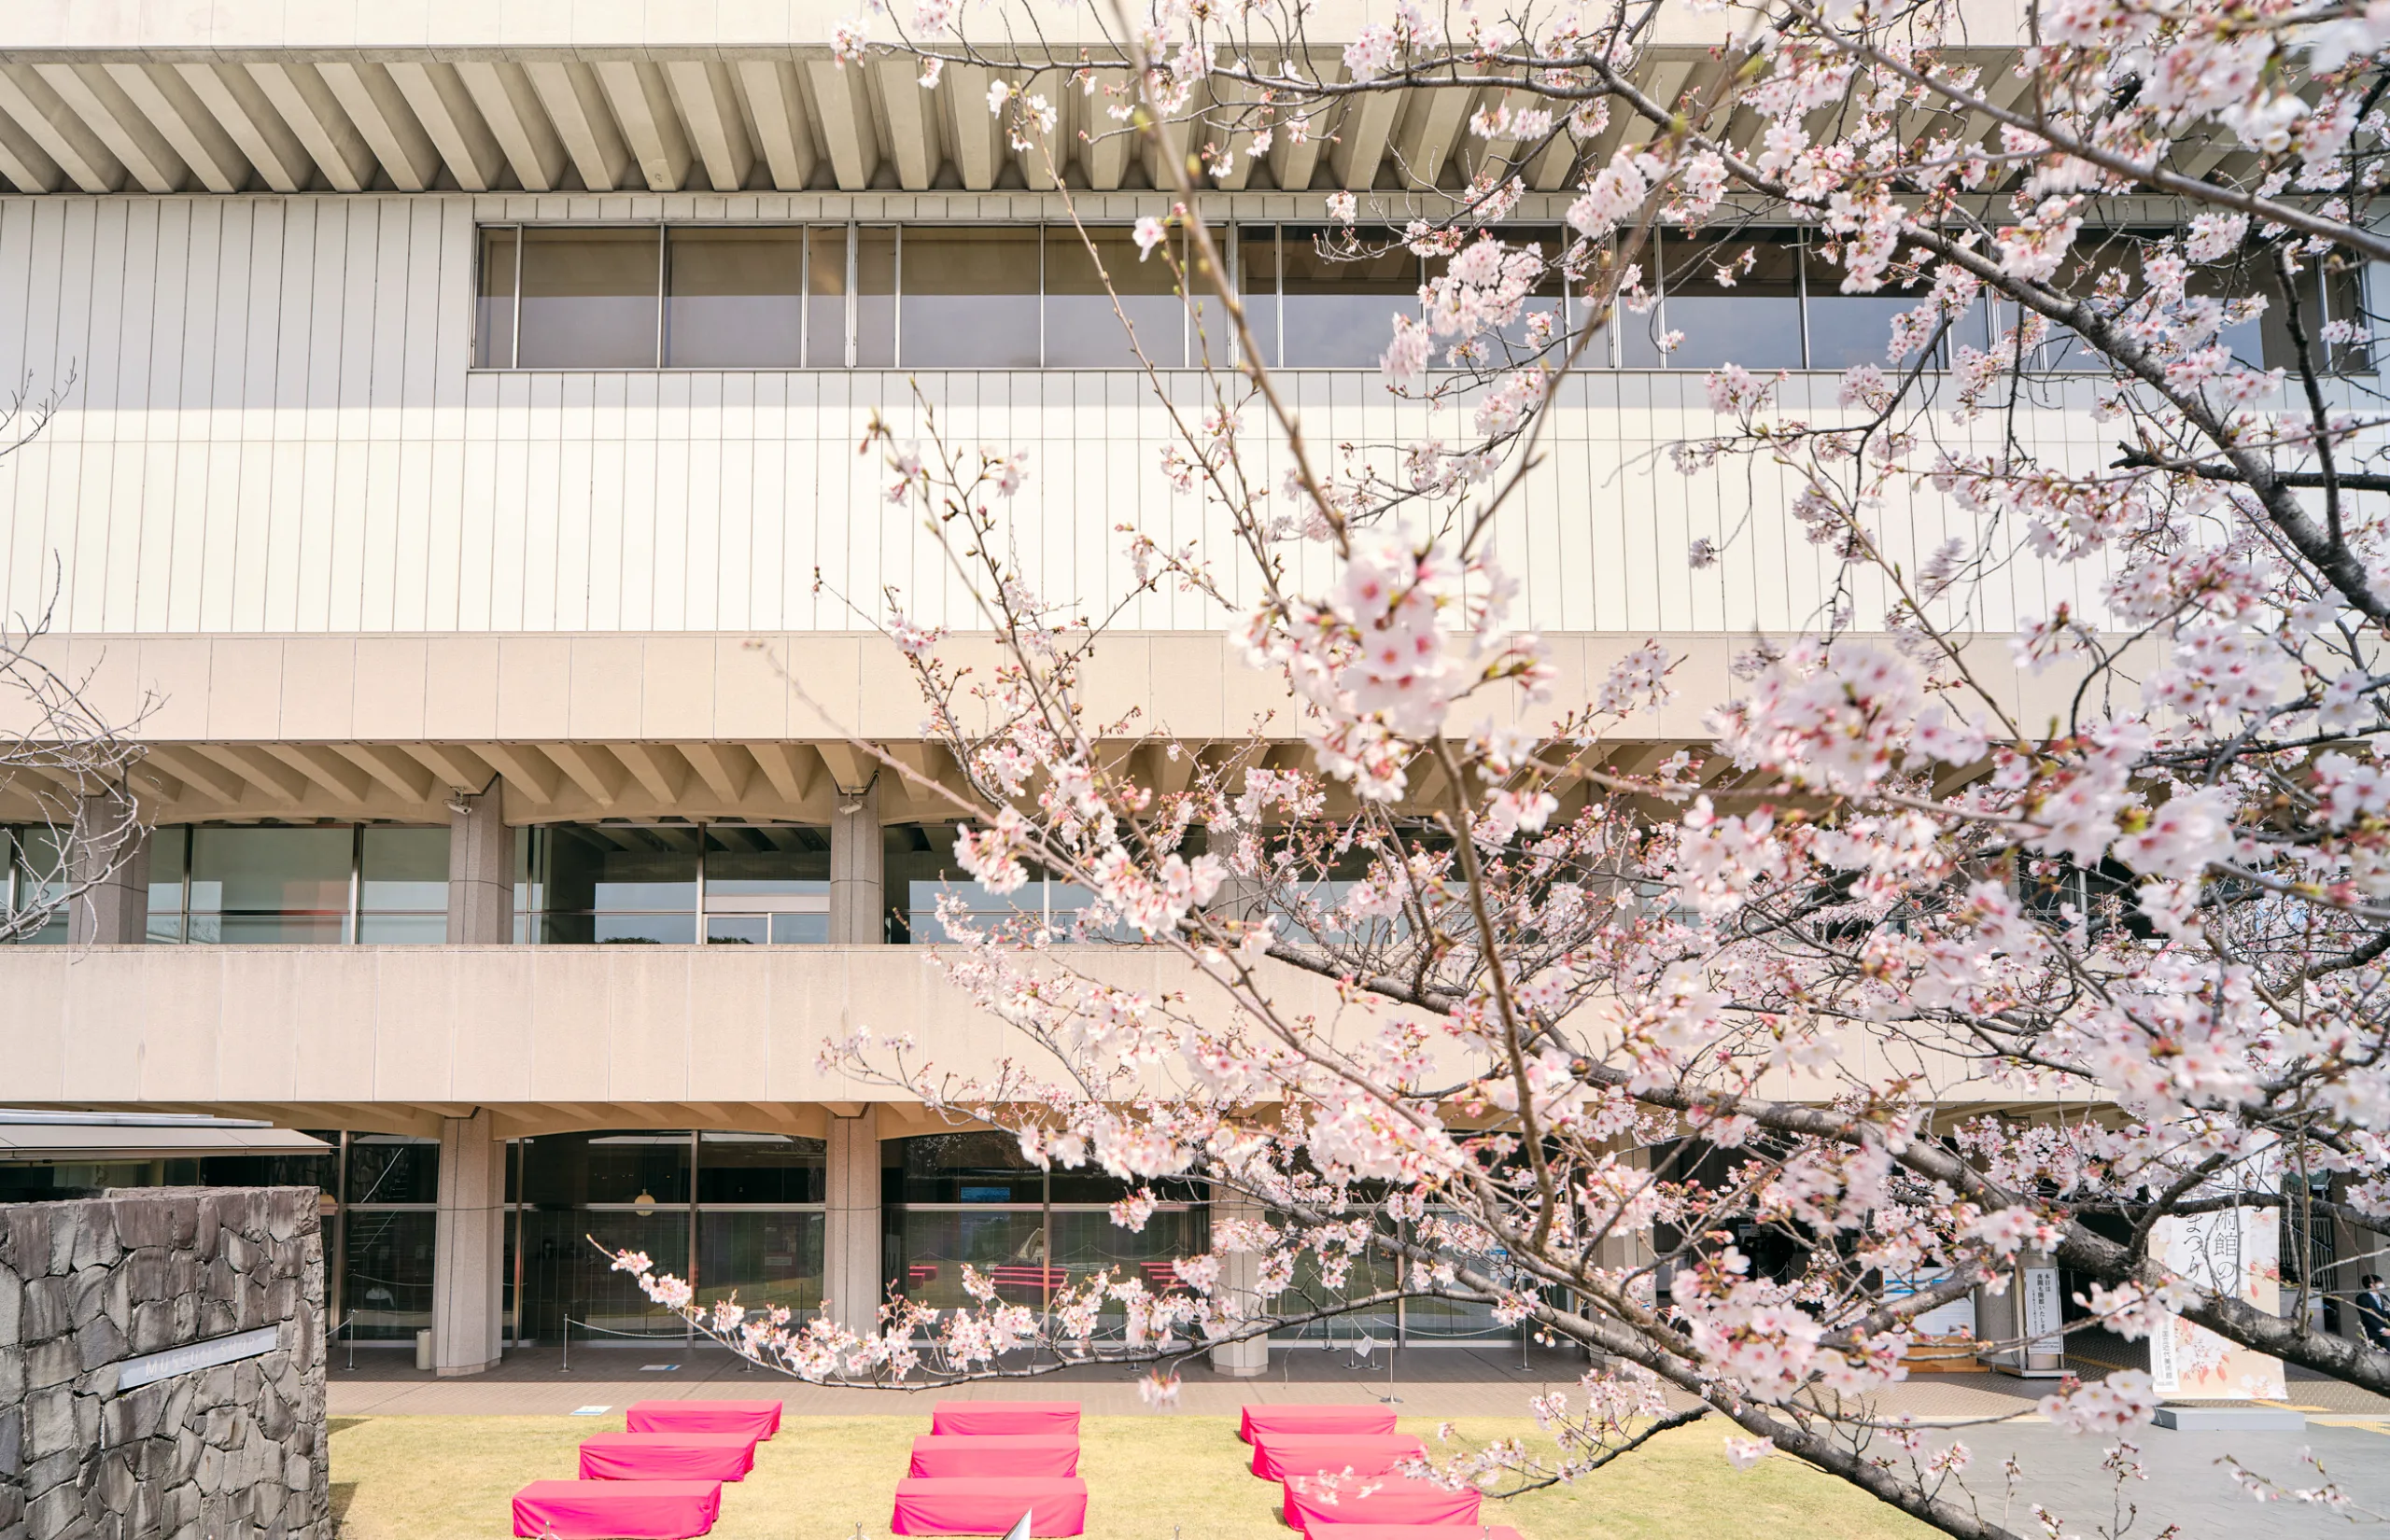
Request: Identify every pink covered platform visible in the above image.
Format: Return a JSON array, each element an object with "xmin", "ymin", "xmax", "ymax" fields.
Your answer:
[
  {"xmin": 928, "ymin": 1402, "xmax": 1083, "ymax": 1436},
  {"xmin": 909, "ymin": 1435, "xmax": 1081, "ymax": 1477},
  {"xmin": 625, "ymin": 1400, "xmax": 782, "ymax": 1439},
  {"xmin": 577, "ymin": 1433, "xmax": 758, "ymax": 1483},
  {"xmin": 512, "ymin": 1479, "xmax": 723, "ymax": 1538},
  {"xmin": 1250, "ymin": 1434, "xmax": 1427, "ymax": 1481},
  {"xmin": 1281, "ymin": 1475, "xmax": 1482, "ymax": 1534},
  {"xmin": 891, "ymin": 1476, "xmax": 1090, "ymax": 1535},
  {"xmin": 1308, "ymin": 1527, "xmax": 1525, "ymax": 1540},
  {"xmin": 1239, "ymin": 1406, "xmax": 1400, "ymax": 1444}
]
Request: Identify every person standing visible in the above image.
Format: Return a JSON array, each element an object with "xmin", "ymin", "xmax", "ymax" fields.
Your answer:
[{"xmin": 2356, "ymin": 1274, "xmax": 2390, "ymax": 1350}]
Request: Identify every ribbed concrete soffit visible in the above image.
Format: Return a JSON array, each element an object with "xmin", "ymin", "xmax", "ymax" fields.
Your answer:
[{"xmin": 0, "ymin": 21, "xmax": 2043, "ymax": 199}]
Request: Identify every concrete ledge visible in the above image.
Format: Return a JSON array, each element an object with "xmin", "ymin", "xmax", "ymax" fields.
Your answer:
[{"xmin": 2153, "ymin": 1405, "xmax": 2307, "ymax": 1432}]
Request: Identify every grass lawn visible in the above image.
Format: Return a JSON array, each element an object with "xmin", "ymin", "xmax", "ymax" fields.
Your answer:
[{"xmin": 329, "ymin": 1413, "xmax": 1934, "ymax": 1540}]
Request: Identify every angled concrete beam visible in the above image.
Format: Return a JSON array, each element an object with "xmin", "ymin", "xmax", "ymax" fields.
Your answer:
[
  {"xmin": 387, "ymin": 61, "xmax": 505, "ymax": 193},
  {"xmin": 317, "ymin": 61, "xmax": 441, "ymax": 192},
  {"xmin": 36, "ymin": 63, "xmax": 190, "ymax": 192},
  {"xmin": 544, "ymin": 742, "xmax": 627, "ymax": 806},
  {"xmin": 944, "ymin": 63, "xmax": 1001, "ymax": 191},
  {"xmin": 190, "ymin": 745, "xmax": 307, "ymax": 805},
  {"xmin": 475, "ymin": 744, "xmax": 563, "ymax": 805},
  {"xmin": 874, "ymin": 58, "xmax": 935, "ymax": 190},
  {"xmin": 613, "ymin": 742, "xmax": 691, "ymax": 803},
  {"xmin": 246, "ymin": 62, "xmax": 377, "ymax": 192},
  {"xmin": 594, "ymin": 60, "xmax": 691, "ymax": 192},
  {"xmin": 105, "ymin": 63, "xmax": 246, "ymax": 192},
  {"xmin": 457, "ymin": 60, "xmax": 567, "ymax": 192},
  {"xmin": 803, "ymin": 61, "xmax": 878, "ymax": 191},
  {"xmin": 680, "ymin": 742, "xmax": 756, "ymax": 803},
  {"xmin": 0, "ymin": 104, "xmax": 63, "ymax": 191},
  {"xmin": 663, "ymin": 60, "xmax": 752, "ymax": 192},
  {"xmin": 1330, "ymin": 88, "xmax": 1402, "ymax": 191},
  {"xmin": 735, "ymin": 60, "xmax": 814, "ymax": 191},
  {"xmin": 261, "ymin": 744, "xmax": 373, "ymax": 806},
  {"xmin": 177, "ymin": 63, "xmax": 310, "ymax": 192},
  {"xmin": 0, "ymin": 64, "xmax": 127, "ymax": 192},
  {"xmin": 524, "ymin": 60, "xmax": 629, "ymax": 192},
  {"xmin": 747, "ymin": 741, "xmax": 818, "ymax": 803},
  {"xmin": 332, "ymin": 744, "xmax": 437, "ymax": 802},
  {"xmin": 1079, "ymin": 69, "xmax": 1134, "ymax": 191},
  {"xmin": 401, "ymin": 743, "xmax": 499, "ymax": 794},
  {"xmin": 144, "ymin": 748, "xmax": 247, "ymax": 805},
  {"xmin": 1269, "ymin": 57, "xmax": 1337, "ymax": 192},
  {"xmin": 1395, "ymin": 80, "xmax": 1475, "ymax": 190}
]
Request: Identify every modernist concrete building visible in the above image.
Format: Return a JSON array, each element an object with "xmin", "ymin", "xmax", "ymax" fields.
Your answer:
[{"xmin": 0, "ymin": 3, "xmax": 2338, "ymax": 1377}]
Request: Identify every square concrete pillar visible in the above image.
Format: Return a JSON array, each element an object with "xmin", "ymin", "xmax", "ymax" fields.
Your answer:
[
  {"xmin": 1210, "ymin": 1187, "xmax": 1269, "ymax": 1377},
  {"xmin": 447, "ymin": 785, "xmax": 513, "ymax": 944},
  {"xmin": 433, "ymin": 1109, "xmax": 507, "ymax": 1375},
  {"xmin": 68, "ymin": 790, "xmax": 150, "ymax": 945},
  {"xmin": 828, "ymin": 776, "xmax": 884, "ymax": 943},
  {"xmin": 823, "ymin": 1108, "xmax": 883, "ymax": 1337}
]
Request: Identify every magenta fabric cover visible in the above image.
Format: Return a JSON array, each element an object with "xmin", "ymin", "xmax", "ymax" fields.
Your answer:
[
  {"xmin": 625, "ymin": 1400, "xmax": 782, "ymax": 1439},
  {"xmin": 927, "ymin": 1402, "xmax": 1082, "ymax": 1436},
  {"xmin": 577, "ymin": 1433, "xmax": 759, "ymax": 1482},
  {"xmin": 1250, "ymin": 1434, "xmax": 1427, "ymax": 1481},
  {"xmin": 909, "ymin": 1435, "xmax": 1082, "ymax": 1477},
  {"xmin": 890, "ymin": 1477, "xmax": 1090, "ymax": 1536},
  {"xmin": 1281, "ymin": 1475, "xmax": 1481, "ymax": 1534},
  {"xmin": 511, "ymin": 1479, "xmax": 723, "ymax": 1539},
  {"xmin": 1238, "ymin": 1405, "xmax": 1399, "ymax": 1443},
  {"xmin": 1309, "ymin": 1526, "xmax": 1525, "ymax": 1540}
]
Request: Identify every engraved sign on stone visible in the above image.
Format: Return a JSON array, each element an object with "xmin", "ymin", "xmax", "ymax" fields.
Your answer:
[{"xmin": 116, "ymin": 1325, "xmax": 283, "ymax": 1391}]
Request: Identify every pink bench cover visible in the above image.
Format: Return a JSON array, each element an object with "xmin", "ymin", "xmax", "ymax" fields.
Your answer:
[
  {"xmin": 928, "ymin": 1402, "xmax": 1082, "ymax": 1436},
  {"xmin": 625, "ymin": 1400, "xmax": 782, "ymax": 1439},
  {"xmin": 1282, "ymin": 1475, "xmax": 1481, "ymax": 1534},
  {"xmin": 578, "ymin": 1433, "xmax": 759, "ymax": 1482},
  {"xmin": 1310, "ymin": 1527, "xmax": 1525, "ymax": 1540},
  {"xmin": 910, "ymin": 1435, "xmax": 1081, "ymax": 1477},
  {"xmin": 512, "ymin": 1479, "xmax": 723, "ymax": 1539},
  {"xmin": 891, "ymin": 1477, "xmax": 1090, "ymax": 1536},
  {"xmin": 1251, "ymin": 1434, "xmax": 1427, "ymax": 1481},
  {"xmin": 1239, "ymin": 1405, "xmax": 1400, "ymax": 1443}
]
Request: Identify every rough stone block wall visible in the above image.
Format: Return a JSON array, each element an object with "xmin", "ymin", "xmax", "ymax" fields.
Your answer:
[{"xmin": 0, "ymin": 1187, "xmax": 330, "ymax": 1540}]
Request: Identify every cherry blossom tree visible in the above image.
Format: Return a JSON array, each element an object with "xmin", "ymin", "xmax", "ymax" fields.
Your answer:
[{"xmin": 603, "ymin": 1, "xmax": 2390, "ymax": 1533}]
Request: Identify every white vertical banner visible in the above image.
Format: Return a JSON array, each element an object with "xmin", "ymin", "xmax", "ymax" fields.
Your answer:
[
  {"xmin": 2021, "ymin": 1267, "xmax": 2063, "ymax": 1355},
  {"xmin": 2150, "ymin": 1207, "xmax": 2285, "ymax": 1400}
]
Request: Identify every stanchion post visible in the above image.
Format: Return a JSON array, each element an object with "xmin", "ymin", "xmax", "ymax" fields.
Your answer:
[{"xmin": 561, "ymin": 1317, "xmax": 570, "ymax": 1374}]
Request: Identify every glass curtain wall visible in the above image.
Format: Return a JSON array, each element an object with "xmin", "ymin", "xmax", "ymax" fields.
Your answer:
[
  {"xmin": 884, "ymin": 822, "xmax": 1121, "ymax": 944},
  {"xmin": 2, "ymin": 825, "xmax": 67, "ymax": 943},
  {"xmin": 141, "ymin": 825, "xmax": 449, "ymax": 945},
  {"xmin": 515, "ymin": 824, "xmax": 830, "ymax": 944},
  {"xmin": 509, "ymin": 1130, "xmax": 826, "ymax": 1344},
  {"xmin": 882, "ymin": 1132, "xmax": 1204, "ymax": 1326},
  {"xmin": 344, "ymin": 1134, "xmax": 440, "ymax": 1340}
]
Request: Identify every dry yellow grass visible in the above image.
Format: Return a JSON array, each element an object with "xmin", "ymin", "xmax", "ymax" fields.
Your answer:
[{"xmin": 329, "ymin": 1414, "xmax": 1934, "ymax": 1540}]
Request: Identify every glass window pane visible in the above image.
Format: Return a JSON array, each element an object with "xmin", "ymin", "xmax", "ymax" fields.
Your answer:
[
  {"xmin": 698, "ymin": 1210, "xmax": 823, "ymax": 1319},
  {"xmin": 807, "ymin": 226, "xmax": 850, "ymax": 369},
  {"xmin": 1280, "ymin": 230, "xmax": 1418, "ymax": 367},
  {"xmin": 189, "ymin": 826, "xmax": 353, "ymax": 920},
  {"xmin": 1051, "ymin": 1207, "xmax": 1205, "ymax": 1315},
  {"xmin": 518, "ymin": 1207, "xmax": 689, "ymax": 1340},
  {"xmin": 1426, "ymin": 230, "xmax": 1568, "ymax": 370},
  {"xmin": 534, "ymin": 824, "xmax": 699, "ymax": 917},
  {"xmin": 476, "ymin": 227, "xmax": 518, "ymax": 367},
  {"xmin": 887, "ymin": 1130, "xmax": 1044, "ymax": 1205},
  {"xmin": 522, "ymin": 1129, "xmax": 693, "ymax": 1207},
  {"xmin": 1045, "ymin": 227, "xmax": 1184, "ymax": 368},
  {"xmin": 357, "ymin": 913, "xmax": 446, "ymax": 945},
  {"xmin": 1241, "ymin": 227, "xmax": 1283, "ymax": 368},
  {"xmin": 360, "ymin": 826, "xmax": 450, "ymax": 912},
  {"xmin": 889, "ymin": 1209, "xmax": 1056, "ymax": 1310},
  {"xmin": 703, "ymin": 825, "xmax": 830, "ymax": 897},
  {"xmin": 666, "ymin": 227, "xmax": 804, "ymax": 367},
  {"xmin": 901, "ymin": 228, "xmax": 1041, "ymax": 368},
  {"xmin": 348, "ymin": 1134, "xmax": 440, "ymax": 1204},
  {"xmin": 706, "ymin": 914, "xmax": 766, "ymax": 945},
  {"xmin": 344, "ymin": 1210, "xmax": 437, "ymax": 1339},
  {"xmin": 147, "ymin": 825, "xmax": 187, "ymax": 942},
  {"xmin": 856, "ymin": 228, "xmax": 897, "ymax": 368},
  {"xmin": 770, "ymin": 911, "xmax": 826, "ymax": 945},
  {"xmin": 1803, "ymin": 243, "xmax": 1935, "ymax": 371},
  {"xmin": 697, "ymin": 1131, "xmax": 826, "ymax": 1204},
  {"xmin": 884, "ymin": 821, "xmax": 1046, "ymax": 943},
  {"xmin": 518, "ymin": 228, "xmax": 660, "ymax": 369},
  {"xmin": 1660, "ymin": 234, "xmax": 1802, "ymax": 370},
  {"xmin": 201, "ymin": 913, "xmax": 346, "ymax": 945}
]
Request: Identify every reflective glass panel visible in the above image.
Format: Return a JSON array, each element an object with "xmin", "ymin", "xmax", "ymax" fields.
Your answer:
[
  {"xmin": 518, "ymin": 228, "xmax": 660, "ymax": 369},
  {"xmin": 807, "ymin": 227, "xmax": 850, "ymax": 369},
  {"xmin": 360, "ymin": 826, "xmax": 449, "ymax": 913},
  {"xmin": 1045, "ymin": 226, "xmax": 1183, "ymax": 368},
  {"xmin": 1050, "ymin": 1207, "xmax": 1205, "ymax": 1316},
  {"xmin": 1802, "ymin": 243, "xmax": 1933, "ymax": 371},
  {"xmin": 147, "ymin": 825, "xmax": 188, "ymax": 943},
  {"xmin": 1427, "ymin": 231, "xmax": 1569, "ymax": 370},
  {"xmin": 901, "ymin": 228, "xmax": 1042, "ymax": 368},
  {"xmin": 856, "ymin": 228, "xmax": 898, "ymax": 368},
  {"xmin": 521, "ymin": 1130, "xmax": 693, "ymax": 1208},
  {"xmin": 703, "ymin": 826, "xmax": 830, "ymax": 897},
  {"xmin": 1402, "ymin": 1209, "xmax": 1510, "ymax": 1338},
  {"xmin": 697, "ymin": 1210, "xmax": 824, "ymax": 1317},
  {"xmin": 885, "ymin": 822, "xmax": 1046, "ymax": 943},
  {"xmin": 1241, "ymin": 228, "xmax": 1283, "ymax": 367},
  {"xmin": 666, "ymin": 227, "xmax": 804, "ymax": 366},
  {"xmin": 1267, "ymin": 1208, "xmax": 1402, "ymax": 1339},
  {"xmin": 886, "ymin": 1130, "xmax": 1044, "ymax": 1205},
  {"xmin": 344, "ymin": 1210, "xmax": 436, "ymax": 1339},
  {"xmin": 477, "ymin": 227, "xmax": 518, "ymax": 368},
  {"xmin": 189, "ymin": 826, "xmax": 352, "ymax": 944},
  {"xmin": 347, "ymin": 1134, "xmax": 439, "ymax": 1205},
  {"xmin": 1661, "ymin": 234, "xmax": 1803, "ymax": 370},
  {"xmin": 517, "ymin": 1207, "xmax": 689, "ymax": 1339},
  {"xmin": 531, "ymin": 824, "xmax": 698, "ymax": 942},
  {"xmin": 8, "ymin": 825, "xmax": 67, "ymax": 944},
  {"xmin": 697, "ymin": 1131, "xmax": 826, "ymax": 1204},
  {"xmin": 1279, "ymin": 231, "xmax": 1418, "ymax": 368},
  {"xmin": 890, "ymin": 1209, "xmax": 1055, "ymax": 1311}
]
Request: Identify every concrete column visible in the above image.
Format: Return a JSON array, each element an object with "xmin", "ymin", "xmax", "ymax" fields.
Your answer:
[
  {"xmin": 67, "ymin": 789, "xmax": 149, "ymax": 945},
  {"xmin": 1209, "ymin": 1185, "xmax": 1269, "ymax": 1377},
  {"xmin": 446, "ymin": 784, "xmax": 513, "ymax": 944},
  {"xmin": 432, "ymin": 1109, "xmax": 507, "ymax": 1376},
  {"xmin": 828, "ymin": 776, "xmax": 884, "ymax": 944},
  {"xmin": 822, "ymin": 1108, "xmax": 883, "ymax": 1337}
]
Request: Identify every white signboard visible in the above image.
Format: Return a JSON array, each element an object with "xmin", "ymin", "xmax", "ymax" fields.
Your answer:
[
  {"xmin": 2021, "ymin": 1267, "xmax": 2064, "ymax": 1354},
  {"xmin": 2150, "ymin": 1208, "xmax": 2285, "ymax": 1400},
  {"xmin": 116, "ymin": 1326, "xmax": 281, "ymax": 1391},
  {"xmin": 1886, "ymin": 1269, "xmax": 1976, "ymax": 1338}
]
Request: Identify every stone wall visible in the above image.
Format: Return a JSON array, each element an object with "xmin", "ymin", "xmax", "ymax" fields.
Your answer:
[{"xmin": 0, "ymin": 1187, "xmax": 330, "ymax": 1540}]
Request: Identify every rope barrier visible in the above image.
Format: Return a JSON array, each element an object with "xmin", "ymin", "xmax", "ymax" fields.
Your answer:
[{"xmin": 558, "ymin": 1315, "xmax": 696, "ymax": 1374}]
